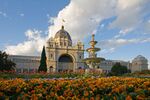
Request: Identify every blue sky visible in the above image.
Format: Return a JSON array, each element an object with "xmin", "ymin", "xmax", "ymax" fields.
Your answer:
[
  {"xmin": 0, "ymin": 0, "xmax": 69, "ymax": 47},
  {"xmin": 0, "ymin": 0, "xmax": 150, "ymax": 67}
]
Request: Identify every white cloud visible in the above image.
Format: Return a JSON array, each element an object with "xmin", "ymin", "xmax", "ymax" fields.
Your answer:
[
  {"xmin": 96, "ymin": 37, "xmax": 150, "ymax": 57},
  {"xmin": 5, "ymin": 29, "xmax": 46, "ymax": 56},
  {"xmin": 48, "ymin": 17, "xmax": 55, "ymax": 24},
  {"xmin": 114, "ymin": 28, "xmax": 134, "ymax": 38},
  {"xmin": 48, "ymin": 0, "xmax": 150, "ymax": 42},
  {"xmin": 4, "ymin": 0, "xmax": 150, "ymax": 56},
  {"xmin": 100, "ymin": 24, "xmax": 105, "ymax": 28},
  {"xmin": 144, "ymin": 21, "xmax": 150, "ymax": 34},
  {"xmin": 110, "ymin": 0, "xmax": 150, "ymax": 38},
  {"xmin": 99, "ymin": 38, "xmax": 138, "ymax": 49},
  {"xmin": 25, "ymin": 29, "xmax": 41, "ymax": 40},
  {"xmin": 20, "ymin": 13, "xmax": 24, "ymax": 17},
  {"xmin": 119, "ymin": 28, "xmax": 133, "ymax": 35},
  {"xmin": 141, "ymin": 38, "xmax": 150, "ymax": 43},
  {"xmin": 48, "ymin": 0, "xmax": 117, "ymax": 41},
  {"xmin": 110, "ymin": 0, "xmax": 148, "ymax": 29},
  {"xmin": 100, "ymin": 48, "xmax": 115, "ymax": 56},
  {"xmin": 0, "ymin": 11, "xmax": 7, "ymax": 17}
]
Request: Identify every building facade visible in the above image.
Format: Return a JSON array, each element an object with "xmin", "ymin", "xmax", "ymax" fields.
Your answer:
[
  {"xmin": 131, "ymin": 55, "xmax": 148, "ymax": 73},
  {"xmin": 45, "ymin": 26, "xmax": 84, "ymax": 72},
  {"xmin": 8, "ymin": 55, "xmax": 40, "ymax": 73},
  {"xmin": 99, "ymin": 60, "xmax": 130, "ymax": 73},
  {"xmin": 8, "ymin": 55, "xmax": 148, "ymax": 73}
]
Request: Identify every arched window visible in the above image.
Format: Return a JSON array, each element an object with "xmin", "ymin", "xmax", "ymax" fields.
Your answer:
[
  {"xmin": 49, "ymin": 66, "xmax": 53, "ymax": 73},
  {"xmin": 79, "ymin": 55, "xmax": 82, "ymax": 59},
  {"xmin": 50, "ymin": 54, "xmax": 53, "ymax": 58},
  {"xmin": 64, "ymin": 42, "xmax": 66, "ymax": 46}
]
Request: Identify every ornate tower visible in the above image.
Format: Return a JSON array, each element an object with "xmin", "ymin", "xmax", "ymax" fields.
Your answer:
[{"xmin": 46, "ymin": 26, "xmax": 84, "ymax": 73}]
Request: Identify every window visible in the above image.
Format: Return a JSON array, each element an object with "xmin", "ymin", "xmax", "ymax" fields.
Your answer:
[
  {"xmin": 50, "ymin": 54, "xmax": 53, "ymax": 58},
  {"xmin": 49, "ymin": 66, "xmax": 53, "ymax": 73},
  {"xmin": 64, "ymin": 42, "xmax": 66, "ymax": 46},
  {"xmin": 29, "ymin": 69, "xmax": 34, "ymax": 73},
  {"xmin": 60, "ymin": 42, "xmax": 62, "ymax": 46},
  {"xmin": 50, "ymin": 44, "xmax": 53, "ymax": 48},
  {"xmin": 79, "ymin": 47, "xmax": 81, "ymax": 50},
  {"xmin": 23, "ymin": 68, "xmax": 28, "ymax": 73},
  {"xmin": 79, "ymin": 55, "xmax": 82, "ymax": 59},
  {"xmin": 16, "ymin": 68, "xmax": 21, "ymax": 73}
]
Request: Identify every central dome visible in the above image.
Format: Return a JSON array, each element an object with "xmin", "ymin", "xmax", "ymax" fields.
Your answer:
[{"xmin": 54, "ymin": 26, "xmax": 72, "ymax": 41}]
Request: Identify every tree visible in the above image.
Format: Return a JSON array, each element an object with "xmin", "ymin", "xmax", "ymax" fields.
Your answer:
[
  {"xmin": 38, "ymin": 46, "xmax": 47, "ymax": 72},
  {"xmin": 110, "ymin": 62, "xmax": 128, "ymax": 76},
  {"xmin": 0, "ymin": 51, "xmax": 16, "ymax": 71}
]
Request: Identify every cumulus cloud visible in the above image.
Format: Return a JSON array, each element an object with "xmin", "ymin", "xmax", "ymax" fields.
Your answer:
[
  {"xmin": 48, "ymin": 0, "xmax": 150, "ymax": 41},
  {"xmin": 5, "ymin": 30, "xmax": 46, "ymax": 56},
  {"xmin": 48, "ymin": 0, "xmax": 117, "ymax": 41},
  {"xmin": 101, "ymin": 38, "xmax": 150, "ymax": 48},
  {"xmin": 99, "ymin": 38, "xmax": 139, "ymax": 49},
  {"xmin": 110, "ymin": 0, "xmax": 149, "ymax": 31},
  {"xmin": 98, "ymin": 38, "xmax": 150, "ymax": 57},
  {"xmin": 4, "ymin": 0, "xmax": 150, "ymax": 56}
]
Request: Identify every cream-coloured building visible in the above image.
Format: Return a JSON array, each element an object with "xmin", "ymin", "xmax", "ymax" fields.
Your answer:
[
  {"xmin": 99, "ymin": 60, "xmax": 130, "ymax": 73},
  {"xmin": 45, "ymin": 26, "xmax": 84, "ymax": 72},
  {"xmin": 8, "ymin": 55, "xmax": 40, "ymax": 73},
  {"xmin": 131, "ymin": 55, "xmax": 148, "ymax": 73}
]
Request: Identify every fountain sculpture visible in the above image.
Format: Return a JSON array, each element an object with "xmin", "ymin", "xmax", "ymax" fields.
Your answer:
[{"xmin": 84, "ymin": 34, "xmax": 104, "ymax": 72}]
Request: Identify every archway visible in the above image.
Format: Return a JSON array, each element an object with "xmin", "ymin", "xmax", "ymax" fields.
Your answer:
[
  {"xmin": 57, "ymin": 54, "xmax": 74, "ymax": 72},
  {"xmin": 49, "ymin": 66, "xmax": 53, "ymax": 73}
]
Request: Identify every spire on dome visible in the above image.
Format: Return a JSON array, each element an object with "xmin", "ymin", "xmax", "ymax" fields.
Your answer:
[{"xmin": 61, "ymin": 25, "xmax": 64, "ymax": 30}]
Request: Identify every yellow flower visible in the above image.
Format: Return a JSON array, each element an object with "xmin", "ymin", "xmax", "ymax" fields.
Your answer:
[
  {"xmin": 50, "ymin": 92, "xmax": 55, "ymax": 97},
  {"xmin": 126, "ymin": 95, "xmax": 132, "ymax": 100},
  {"xmin": 95, "ymin": 94, "xmax": 100, "ymax": 100},
  {"xmin": 84, "ymin": 91, "xmax": 89, "ymax": 97},
  {"xmin": 57, "ymin": 96, "xmax": 65, "ymax": 100}
]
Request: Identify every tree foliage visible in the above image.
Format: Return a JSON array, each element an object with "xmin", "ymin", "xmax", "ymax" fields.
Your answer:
[
  {"xmin": 38, "ymin": 46, "xmax": 47, "ymax": 72},
  {"xmin": 0, "ymin": 51, "xmax": 16, "ymax": 71},
  {"xmin": 110, "ymin": 62, "xmax": 129, "ymax": 76}
]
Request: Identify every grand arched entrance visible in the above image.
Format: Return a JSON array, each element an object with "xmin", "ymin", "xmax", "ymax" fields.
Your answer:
[{"xmin": 57, "ymin": 54, "xmax": 74, "ymax": 72}]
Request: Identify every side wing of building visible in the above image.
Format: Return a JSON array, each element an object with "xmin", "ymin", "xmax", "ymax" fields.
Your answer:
[{"xmin": 8, "ymin": 55, "xmax": 40, "ymax": 73}]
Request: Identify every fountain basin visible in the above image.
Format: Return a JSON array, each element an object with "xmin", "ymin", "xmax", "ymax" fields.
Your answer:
[{"xmin": 83, "ymin": 57, "xmax": 105, "ymax": 64}]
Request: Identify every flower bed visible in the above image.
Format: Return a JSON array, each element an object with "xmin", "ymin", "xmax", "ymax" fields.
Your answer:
[{"xmin": 0, "ymin": 77, "xmax": 149, "ymax": 99}]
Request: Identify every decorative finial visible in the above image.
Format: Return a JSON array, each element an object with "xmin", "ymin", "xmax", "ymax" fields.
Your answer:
[
  {"xmin": 92, "ymin": 34, "xmax": 95, "ymax": 41},
  {"xmin": 61, "ymin": 25, "xmax": 64, "ymax": 30},
  {"xmin": 61, "ymin": 19, "xmax": 65, "ymax": 30}
]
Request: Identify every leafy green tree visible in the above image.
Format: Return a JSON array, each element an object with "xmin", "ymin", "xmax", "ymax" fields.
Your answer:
[
  {"xmin": 110, "ymin": 62, "xmax": 128, "ymax": 76},
  {"xmin": 38, "ymin": 46, "xmax": 47, "ymax": 72},
  {"xmin": 0, "ymin": 51, "xmax": 16, "ymax": 71}
]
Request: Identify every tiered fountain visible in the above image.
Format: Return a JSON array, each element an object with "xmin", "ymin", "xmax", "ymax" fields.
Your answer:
[{"xmin": 84, "ymin": 34, "xmax": 104, "ymax": 72}]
